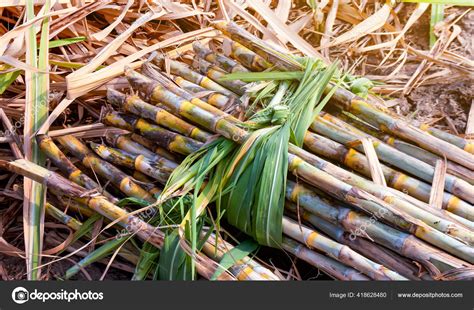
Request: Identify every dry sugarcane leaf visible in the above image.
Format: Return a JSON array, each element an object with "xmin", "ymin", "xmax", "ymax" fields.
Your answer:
[
  {"xmin": 320, "ymin": 0, "xmax": 339, "ymax": 58},
  {"xmin": 320, "ymin": 3, "xmax": 392, "ymax": 49},
  {"xmin": 429, "ymin": 159, "xmax": 447, "ymax": 209},
  {"xmin": 360, "ymin": 137, "xmax": 387, "ymax": 187},
  {"xmin": 91, "ymin": 0, "xmax": 134, "ymax": 41},
  {"xmin": 361, "ymin": 3, "xmax": 429, "ymax": 59},
  {"xmin": 66, "ymin": 28, "xmax": 217, "ymax": 99},
  {"xmin": 244, "ymin": 0, "xmax": 329, "ymax": 62},
  {"xmin": 225, "ymin": 0, "xmax": 282, "ymax": 47}
]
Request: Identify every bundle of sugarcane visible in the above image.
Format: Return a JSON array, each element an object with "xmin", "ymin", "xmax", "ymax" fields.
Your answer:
[{"xmin": 3, "ymin": 22, "xmax": 473, "ymax": 281}]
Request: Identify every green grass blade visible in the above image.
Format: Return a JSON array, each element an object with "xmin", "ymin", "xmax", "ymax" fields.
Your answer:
[
  {"xmin": 0, "ymin": 68, "xmax": 20, "ymax": 95},
  {"xmin": 430, "ymin": 4, "xmax": 445, "ymax": 47},
  {"xmin": 210, "ymin": 239, "xmax": 258, "ymax": 280},
  {"xmin": 64, "ymin": 237, "xmax": 128, "ymax": 280},
  {"xmin": 48, "ymin": 36, "xmax": 86, "ymax": 49}
]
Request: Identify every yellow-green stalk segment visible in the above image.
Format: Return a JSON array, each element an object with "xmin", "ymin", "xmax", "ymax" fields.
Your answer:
[
  {"xmin": 418, "ymin": 123, "xmax": 474, "ymax": 154},
  {"xmin": 192, "ymin": 57, "xmax": 246, "ymax": 96},
  {"xmin": 283, "ymin": 217, "xmax": 407, "ymax": 280},
  {"xmin": 333, "ymin": 111, "xmax": 474, "ymax": 185},
  {"xmin": 213, "ymin": 22, "xmax": 299, "ymax": 71},
  {"xmin": 282, "ymin": 237, "xmax": 370, "ymax": 281},
  {"xmin": 224, "ymin": 39, "xmax": 273, "ymax": 71},
  {"xmin": 286, "ymin": 150, "xmax": 474, "ymax": 263},
  {"xmin": 154, "ymin": 57, "xmax": 239, "ymax": 99},
  {"xmin": 285, "ymin": 181, "xmax": 471, "ymax": 275},
  {"xmin": 106, "ymin": 132, "xmax": 166, "ymax": 161},
  {"xmin": 101, "ymin": 109, "xmax": 202, "ymax": 155},
  {"xmin": 303, "ymin": 131, "xmax": 474, "ymax": 221},
  {"xmin": 311, "ymin": 114, "xmax": 474, "ymax": 205},
  {"xmin": 214, "ymin": 21, "xmax": 474, "ymax": 165},
  {"xmin": 45, "ymin": 202, "xmax": 82, "ymax": 231},
  {"xmin": 125, "ymin": 69, "xmax": 248, "ymax": 144},
  {"xmin": 56, "ymin": 135, "xmax": 155, "ymax": 203},
  {"xmin": 171, "ymin": 76, "xmax": 234, "ymax": 111},
  {"xmin": 0, "ymin": 159, "xmax": 232, "ymax": 281},
  {"xmin": 202, "ymin": 233, "xmax": 280, "ymax": 280},
  {"xmin": 107, "ymin": 89, "xmax": 211, "ymax": 143},
  {"xmin": 37, "ymin": 134, "xmax": 118, "ymax": 203},
  {"xmin": 139, "ymin": 64, "xmax": 240, "ymax": 123},
  {"xmin": 91, "ymin": 143, "xmax": 177, "ymax": 185},
  {"xmin": 330, "ymin": 89, "xmax": 474, "ymax": 167},
  {"xmin": 127, "ymin": 68, "xmax": 474, "ymax": 260},
  {"xmin": 129, "ymin": 133, "xmax": 178, "ymax": 161},
  {"xmin": 285, "ymin": 204, "xmax": 429, "ymax": 280},
  {"xmin": 193, "ymin": 41, "xmax": 249, "ymax": 73}
]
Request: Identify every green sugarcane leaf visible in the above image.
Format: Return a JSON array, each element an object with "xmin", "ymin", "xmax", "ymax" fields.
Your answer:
[
  {"xmin": 64, "ymin": 237, "xmax": 128, "ymax": 279},
  {"xmin": 157, "ymin": 229, "xmax": 194, "ymax": 280},
  {"xmin": 210, "ymin": 239, "xmax": 258, "ymax": 280},
  {"xmin": 48, "ymin": 36, "xmax": 86, "ymax": 49},
  {"xmin": 70, "ymin": 213, "xmax": 103, "ymax": 245},
  {"xmin": 0, "ymin": 69, "xmax": 20, "ymax": 95},
  {"xmin": 132, "ymin": 242, "xmax": 159, "ymax": 281},
  {"xmin": 117, "ymin": 197, "xmax": 150, "ymax": 207},
  {"xmin": 220, "ymin": 71, "xmax": 303, "ymax": 82}
]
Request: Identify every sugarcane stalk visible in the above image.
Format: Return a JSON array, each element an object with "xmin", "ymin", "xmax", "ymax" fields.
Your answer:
[
  {"xmin": 286, "ymin": 150, "xmax": 474, "ymax": 263},
  {"xmin": 101, "ymin": 109, "xmax": 202, "ymax": 155},
  {"xmin": 125, "ymin": 69, "xmax": 248, "ymax": 143},
  {"xmin": 127, "ymin": 68, "xmax": 474, "ymax": 261},
  {"xmin": 193, "ymin": 41, "xmax": 249, "ymax": 73},
  {"xmin": 333, "ymin": 111, "xmax": 474, "ymax": 184},
  {"xmin": 90, "ymin": 143, "xmax": 177, "ymax": 185},
  {"xmin": 45, "ymin": 202, "xmax": 82, "ymax": 231},
  {"xmin": 213, "ymin": 21, "xmax": 474, "ymax": 165},
  {"xmin": 311, "ymin": 114, "xmax": 474, "ymax": 204},
  {"xmin": 282, "ymin": 237, "xmax": 370, "ymax": 280},
  {"xmin": 282, "ymin": 217, "xmax": 407, "ymax": 280},
  {"xmin": 37, "ymin": 134, "xmax": 118, "ymax": 203},
  {"xmin": 285, "ymin": 203, "xmax": 430, "ymax": 280},
  {"xmin": 142, "ymin": 62, "xmax": 235, "ymax": 111},
  {"xmin": 153, "ymin": 58, "xmax": 239, "ymax": 98},
  {"xmin": 0, "ymin": 159, "xmax": 233, "ymax": 281},
  {"xmin": 303, "ymin": 131, "xmax": 474, "ymax": 221},
  {"xmin": 171, "ymin": 75, "xmax": 235, "ymax": 110},
  {"xmin": 107, "ymin": 89, "xmax": 212, "ymax": 142},
  {"xmin": 285, "ymin": 181, "xmax": 471, "ymax": 275},
  {"xmin": 129, "ymin": 133, "xmax": 179, "ymax": 161},
  {"xmin": 192, "ymin": 57, "xmax": 246, "ymax": 96},
  {"xmin": 56, "ymin": 135, "xmax": 156, "ymax": 203},
  {"xmin": 202, "ymin": 233, "xmax": 280, "ymax": 280}
]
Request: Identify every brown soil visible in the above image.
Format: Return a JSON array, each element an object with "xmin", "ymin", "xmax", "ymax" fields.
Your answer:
[{"xmin": 392, "ymin": 8, "xmax": 473, "ymax": 134}]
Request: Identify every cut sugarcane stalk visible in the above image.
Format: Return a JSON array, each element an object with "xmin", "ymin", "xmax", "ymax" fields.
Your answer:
[
  {"xmin": 282, "ymin": 237, "xmax": 370, "ymax": 280},
  {"xmin": 311, "ymin": 114, "xmax": 474, "ymax": 204},
  {"xmin": 37, "ymin": 134, "xmax": 118, "ymax": 203},
  {"xmin": 285, "ymin": 181, "xmax": 472, "ymax": 273},
  {"xmin": 282, "ymin": 217, "xmax": 407, "ymax": 280},
  {"xmin": 153, "ymin": 57, "xmax": 239, "ymax": 98},
  {"xmin": 303, "ymin": 131, "xmax": 474, "ymax": 221},
  {"xmin": 193, "ymin": 41, "xmax": 249, "ymax": 73},
  {"xmin": 213, "ymin": 21, "xmax": 474, "ymax": 165},
  {"xmin": 126, "ymin": 67, "xmax": 474, "ymax": 261},
  {"xmin": 192, "ymin": 57, "xmax": 246, "ymax": 95},
  {"xmin": 0, "ymin": 159, "xmax": 233, "ymax": 281},
  {"xmin": 90, "ymin": 143, "xmax": 177, "ymax": 185},
  {"xmin": 101, "ymin": 109, "xmax": 202, "ymax": 155},
  {"xmin": 107, "ymin": 89, "xmax": 212, "ymax": 142},
  {"xmin": 56, "ymin": 135, "xmax": 156, "ymax": 203}
]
